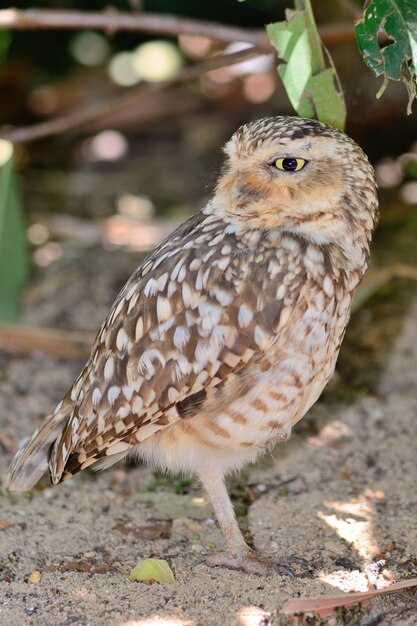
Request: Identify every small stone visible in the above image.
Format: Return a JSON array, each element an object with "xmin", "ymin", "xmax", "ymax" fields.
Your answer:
[
  {"xmin": 190, "ymin": 543, "xmax": 204, "ymax": 553},
  {"xmin": 73, "ymin": 587, "xmax": 88, "ymax": 597},
  {"xmin": 27, "ymin": 570, "xmax": 41, "ymax": 584}
]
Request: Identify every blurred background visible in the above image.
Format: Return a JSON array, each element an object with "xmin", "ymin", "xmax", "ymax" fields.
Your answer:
[{"xmin": 1, "ymin": 0, "xmax": 417, "ymax": 400}]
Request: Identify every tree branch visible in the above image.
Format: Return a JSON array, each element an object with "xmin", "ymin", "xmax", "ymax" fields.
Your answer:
[
  {"xmin": 0, "ymin": 8, "xmax": 271, "ymax": 49},
  {"xmin": 0, "ymin": 323, "xmax": 93, "ymax": 358},
  {"xmin": 0, "ymin": 47, "xmax": 262, "ymax": 144},
  {"xmin": 0, "ymin": 8, "xmax": 355, "ymax": 49}
]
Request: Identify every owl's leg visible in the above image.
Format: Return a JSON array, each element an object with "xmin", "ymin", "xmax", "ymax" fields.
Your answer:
[{"xmin": 199, "ymin": 470, "xmax": 280, "ymax": 576}]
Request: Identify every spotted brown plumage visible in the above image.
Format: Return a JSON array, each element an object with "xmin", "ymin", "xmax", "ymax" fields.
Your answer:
[{"xmin": 7, "ymin": 116, "xmax": 378, "ymax": 575}]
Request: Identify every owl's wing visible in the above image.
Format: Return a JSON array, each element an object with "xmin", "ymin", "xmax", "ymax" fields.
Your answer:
[{"xmin": 8, "ymin": 212, "xmax": 305, "ymax": 490}]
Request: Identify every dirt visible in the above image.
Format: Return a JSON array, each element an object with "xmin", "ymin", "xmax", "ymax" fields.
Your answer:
[{"xmin": 1, "ymin": 244, "xmax": 417, "ymax": 626}]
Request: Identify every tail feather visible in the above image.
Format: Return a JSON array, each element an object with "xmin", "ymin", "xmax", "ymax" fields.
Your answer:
[{"xmin": 6, "ymin": 413, "xmax": 69, "ymax": 492}]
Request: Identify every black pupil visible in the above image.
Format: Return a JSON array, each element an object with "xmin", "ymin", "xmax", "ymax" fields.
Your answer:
[{"xmin": 282, "ymin": 158, "xmax": 298, "ymax": 171}]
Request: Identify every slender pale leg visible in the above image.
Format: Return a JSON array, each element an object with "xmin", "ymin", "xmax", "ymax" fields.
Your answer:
[{"xmin": 199, "ymin": 470, "xmax": 281, "ymax": 575}]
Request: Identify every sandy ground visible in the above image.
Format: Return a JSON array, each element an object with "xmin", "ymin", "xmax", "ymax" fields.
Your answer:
[{"xmin": 1, "ymin": 245, "xmax": 417, "ymax": 626}]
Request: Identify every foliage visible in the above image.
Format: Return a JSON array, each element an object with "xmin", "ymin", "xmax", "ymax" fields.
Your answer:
[
  {"xmin": 129, "ymin": 558, "xmax": 175, "ymax": 584},
  {"xmin": 0, "ymin": 140, "xmax": 27, "ymax": 322},
  {"xmin": 266, "ymin": 0, "xmax": 347, "ymax": 131},
  {"xmin": 356, "ymin": 0, "xmax": 417, "ymax": 114},
  {"xmin": 0, "ymin": 31, "xmax": 11, "ymax": 62}
]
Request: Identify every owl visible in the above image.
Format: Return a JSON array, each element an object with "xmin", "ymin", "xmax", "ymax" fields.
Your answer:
[{"xmin": 7, "ymin": 116, "xmax": 378, "ymax": 575}]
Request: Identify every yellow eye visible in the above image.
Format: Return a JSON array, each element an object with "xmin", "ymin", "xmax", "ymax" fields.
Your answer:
[{"xmin": 275, "ymin": 158, "xmax": 306, "ymax": 172}]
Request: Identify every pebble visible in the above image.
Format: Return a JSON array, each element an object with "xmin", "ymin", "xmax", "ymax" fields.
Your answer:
[{"xmin": 27, "ymin": 571, "xmax": 41, "ymax": 584}]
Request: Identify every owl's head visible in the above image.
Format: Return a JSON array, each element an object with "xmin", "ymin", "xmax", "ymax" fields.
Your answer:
[{"xmin": 215, "ymin": 116, "xmax": 378, "ymax": 260}]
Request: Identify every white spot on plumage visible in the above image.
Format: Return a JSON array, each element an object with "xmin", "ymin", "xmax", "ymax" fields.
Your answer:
[
  {"xmin": 108, "ymin": 386, "xmax": 121, "ymax": 405},
  {"xmin": 214, "ymin": 257, "xmax": 229, "ymax": 271},
  {"xmin": 196, "ymin": 370, "xmax": 209, "ymax": 385},
  {"xmin": 125, "ymin": 285, "xmax": 137, "ymax": 301},
  {"xmin": 116, "ymin": 327, "xmax": 128, "ymax": 351},
  {"xmin": 182, "ymin": 282, "xmax": 192, "ymax": 307},
  {"xmin": 209, "ymin": 233, "xmax": 225, "ymax": 246},
  {"xmin": 132, "ymin": 396, "xmax": 143, "ymax": 413},
  {"xmin": 203, "ymin": 249, "xmax": 215, "ymax": 263},
  {"xmin": 211, "ymin": 325, "xmax": 230, "ymax": 347},
  {"xmin": 177, "ymin": 265, "xmax": 187, "ymax": 283},
  {"xmin": 104, "ymin": 357, "xmax": 115, "ymax": 381},
  {"xmin": 92, "ymin": 388, "xmax": 102, "ymax": 405},
  {"xmin": 173, "ymin": 326, "xmax": 190, "ymax": 349},
  {"xmin": 157, "ymin": 296, "xmax": 172, "ymax": 322},
  {"xmin": 189, "ymin": 258, "xmax": 201, "ymax": 271},
  {"xmin": 116, "ymin": 406, "xmax": 130, "ymax": 420},
  {"xmin": 268, "ymin": 259, "xmax": 281, "ymax": 278},
  {"xmin": 323, "ymin": 275, "xmax": 334, "ymax": 297},
  {"xmin": 168, "ymin": 387, "xmax": 179, "ymax": 403},
  {"xmin": 173, "ymin": 355, "xmax": 192, "ymax": 381},
  {"xmin": 212, "ymin": 287, "xmax": 233, "ymax": 306},
  {"xmin": 167, "ymin": 280, "xmax": 177, "ymax": 298},
  {"xmin": 139, "ymin": 349, "xmax": 166, "ymax": 377},
  {"xmin": 276, "ymin": 284, "xmax": 286, "ymax": 300},
  {"xmin": 281, "ymin": 237, "xmax": 300, "ymax": 253},
  {"xmin": 127, "ymin": 293, "xmax": 139, "ymax": 315},
  {"xmin": 111, "ymin": 299, "xmax": 124, "ymax": 323},
  {"xmin": 171, "ymin": 258, "xmax": 185, "ymax": 281},
  {"xmin": 199, "ymin": 302, "xmax": 222, "ymax": 331},
  {"xmin": 123, "ymin": 385, "xmax": 134, "ymax": 401},
  {"xmin": 144, "ymin": 278, "xmax": 158, "ymax": 297},
  {"xmin": 135, "ymin": 317, "xmax": 144, "ymax": 341},
  {"xmin": 238, "ymin": 304, "xmax": 253, "ymax": 328},
  {"xmin": 141, "ymin": 261, "xmax": 153, "ymax": 276},
  {"xmin": 157, "ymin": 272, "xmax": 169, "ymax": 291},
  {"xmin": 159, "ymin": 316, "xmax": 175, "ymax": 334},
  {"xmin": 254, "ymin": 325, "xmax": 270, "ymax": 349},
  {"xmin": 306, "ymin": 245, "xmax": 324, "ymax": 264}
]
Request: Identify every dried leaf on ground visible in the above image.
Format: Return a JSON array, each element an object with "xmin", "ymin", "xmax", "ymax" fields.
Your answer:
[{"xmin": 282, "ymin": 577, "xmax": 417, "ymax": 617}]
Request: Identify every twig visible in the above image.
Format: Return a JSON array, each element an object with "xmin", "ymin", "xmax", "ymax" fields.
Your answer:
[
  {"xmin": 0, "ymin": 8, "xmax": 355, "ymax": 49},
  {"xmin": 0, "ymin": 47, "xmax": 261, "ymax": 144},
  {"xmin": 0, "ymin": 8, "xmax": 271, "ymax": 49},
  {"xmin": 0, "ymin": 432, "xmax": 17, "ymax": 455},
  {"xmin": 0, "ymin": 323, "xmax": 93, "ymax": 358}
]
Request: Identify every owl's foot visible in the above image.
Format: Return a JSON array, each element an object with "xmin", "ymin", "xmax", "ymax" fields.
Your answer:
[{"xmin": 206, "ymin": 549, "xmax": 293, "ymax": 576}]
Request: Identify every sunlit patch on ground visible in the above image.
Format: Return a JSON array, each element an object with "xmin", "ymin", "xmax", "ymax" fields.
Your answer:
[
  {"xmin": 119, "ymin": 618, "xmax": 193, "ymax": 626},
  {"xmin": 318, "ymin": 489, "xmax": 395, "ymax": 592},
  {"xmin": 237, "ymin": 605, "xmax": 272, "ymax": 626}
]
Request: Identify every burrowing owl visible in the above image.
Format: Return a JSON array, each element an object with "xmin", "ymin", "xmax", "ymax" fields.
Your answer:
[{"xmin": 7, "ymin": 116, "xmax": 378, "ymax": 575}]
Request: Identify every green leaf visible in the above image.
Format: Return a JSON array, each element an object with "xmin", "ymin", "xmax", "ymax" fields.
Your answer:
[
  {"xmin": 355, "ymin": 0, "xmax": 417, "ymax": 113},
  {"xmin": 0, "ymin": 140, "xmax": 27, "ymax": 322},
  {"xmin": 0, "ymin": 31, "xmax": 11, "ymax": 62},
  {"xmin": 266, "ymin": 0, "xmax": 346, "ymax": 131},
  {"xmin": 129, "ymin": 558, "xmax": 175, "ymax": 584}
]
